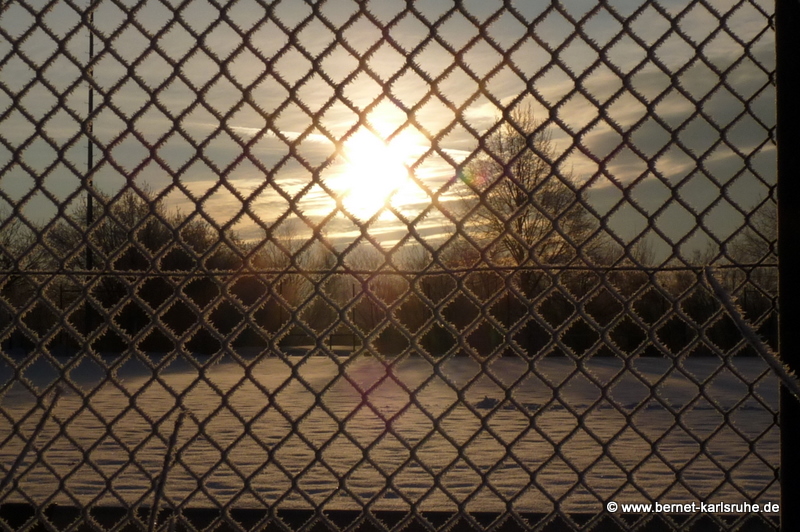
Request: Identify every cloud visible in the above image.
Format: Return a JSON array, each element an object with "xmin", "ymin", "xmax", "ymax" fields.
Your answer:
[{"xmin": 0, "ymin": 0, "xmax": 776, "ymax": 258}]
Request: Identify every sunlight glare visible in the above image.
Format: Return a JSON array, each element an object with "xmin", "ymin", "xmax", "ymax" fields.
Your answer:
[{"xmin": 335, "ymin": 124, "xmax": 425, "ymax": 220}]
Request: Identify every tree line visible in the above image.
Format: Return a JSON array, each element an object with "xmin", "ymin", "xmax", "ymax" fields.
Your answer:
[{"xmin": 0, "ymin": 107, "xmax": 777, "ymax": 358}]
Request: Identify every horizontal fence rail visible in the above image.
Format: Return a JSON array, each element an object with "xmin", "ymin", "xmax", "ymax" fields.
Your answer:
[{"xmin": 0, "ymin": 0, "xmax": 783, "ymax": 530}]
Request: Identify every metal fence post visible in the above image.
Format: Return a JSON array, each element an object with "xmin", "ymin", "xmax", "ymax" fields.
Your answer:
[{"xmin": 777, "ymin": 0, "xmax": 800, "ymax": 529}]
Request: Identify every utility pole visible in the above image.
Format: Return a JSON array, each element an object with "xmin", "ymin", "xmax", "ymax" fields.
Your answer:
[
  {"xmin": 86, "ymin": 1, "xmax": 95, "ymax": 270},
  {"xmin": 84, "ymin": 2, "xmax": 96, "ymax": 343}
]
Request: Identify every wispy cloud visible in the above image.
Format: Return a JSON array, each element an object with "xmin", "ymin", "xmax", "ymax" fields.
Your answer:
[{"xmin": 0, "ymin": 0, "xmax": 775, "ymax": 256}]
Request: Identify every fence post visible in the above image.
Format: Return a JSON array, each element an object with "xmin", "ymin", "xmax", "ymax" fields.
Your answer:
[{"xmin": 776, "ymin": 0, "xmax": 800, "ymax": 530}]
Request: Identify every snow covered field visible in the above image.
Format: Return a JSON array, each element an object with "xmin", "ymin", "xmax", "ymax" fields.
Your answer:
[{"xmin": 0, "ymin": 352, "xmax": 780, "ymax": 513}]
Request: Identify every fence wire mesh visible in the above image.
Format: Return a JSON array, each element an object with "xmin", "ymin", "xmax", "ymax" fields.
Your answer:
[{"xmin": 0, "ymin": 0, "xmax": 781, "ymax": 530}]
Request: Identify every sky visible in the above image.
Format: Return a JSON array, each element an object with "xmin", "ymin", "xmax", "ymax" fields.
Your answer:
[{"xmin": 0, "ymin": 0, "xmax": 777, "ymax": 262}]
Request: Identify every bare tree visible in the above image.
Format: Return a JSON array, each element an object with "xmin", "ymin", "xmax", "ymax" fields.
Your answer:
[
  {"xmin": 730, "ymin": 201, "xmax": 776, "ymax": 272},
  {"xmin": 247, "ymin": 219, "xmax": 345, "ymax": 344},
  {"xmin": 0, "ymin": 213, "xmax": 45, "ymax": 273},
  {"xmin": 46, "ymin": 188, "xmax": 243, "ymax": 272},
  {"xmin": 726, "ymin": 200, "xmax": 777, "ymax": 331},
  {"xmin": 1, "ymin": 213, "xmax": 47, "ymax": 349},
  {"xmin": 459, "ymin": 106, "xmax": 599, "ymax": 271}
]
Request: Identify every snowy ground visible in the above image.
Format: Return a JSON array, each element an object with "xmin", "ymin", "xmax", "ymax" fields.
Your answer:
[{"xmin": 0, "ymin": 352, "xmax": 780, "ymax": 513}]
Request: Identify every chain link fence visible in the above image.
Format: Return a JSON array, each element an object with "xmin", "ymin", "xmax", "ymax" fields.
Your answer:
[{"xmin": 0, "ymin": 0, "xmax": 784, "ymax": 530}]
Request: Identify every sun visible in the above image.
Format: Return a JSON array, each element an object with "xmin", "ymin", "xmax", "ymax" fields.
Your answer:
[{"xmin": 333, "ymin": 124, "xmax": 424, "ymax": 220}]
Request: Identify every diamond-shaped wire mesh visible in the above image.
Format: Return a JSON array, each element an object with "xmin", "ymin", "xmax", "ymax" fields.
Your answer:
[{"xmin": 0, "ymin": 0, "xmax": 780, "ymax": 530}]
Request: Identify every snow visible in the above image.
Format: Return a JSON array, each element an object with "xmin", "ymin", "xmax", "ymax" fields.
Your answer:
[{"xmin": 0, "ymin": 352, "xmax": 780, "ymax": 513}]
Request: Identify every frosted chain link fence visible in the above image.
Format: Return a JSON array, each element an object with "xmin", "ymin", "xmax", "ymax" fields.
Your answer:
[{"xmin": 0, "ymin": 0, "xmax": 780, "ymax": 530}]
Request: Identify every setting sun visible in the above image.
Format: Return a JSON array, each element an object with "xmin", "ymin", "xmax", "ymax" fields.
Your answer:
[{"xmin": 333, "ymin": 124, "xmax": 426, "ymax": 221}]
